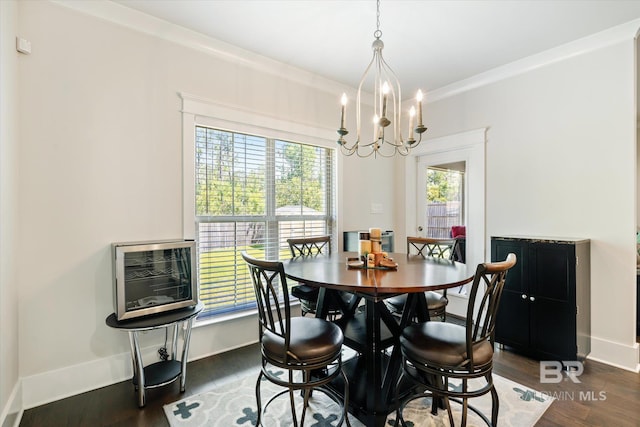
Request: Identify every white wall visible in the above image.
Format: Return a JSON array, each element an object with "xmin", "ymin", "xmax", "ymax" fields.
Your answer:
[
  {"xmin": 0, "ymin": 0, "xmax": 21, "ymax": 424},
  {"xmin": 408, "ymin": 30, "xmax": 639, "ymax": 370},
  {"xmin": 14, "ymin": 0, "xmax": 395, "ymax": 409}
]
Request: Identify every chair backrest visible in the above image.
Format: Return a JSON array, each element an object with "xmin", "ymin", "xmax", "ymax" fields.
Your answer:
[
  {"xmin": 465, "ymin": 253, "xmax": 517, "ymax": 367},
  {"xmin": 407, "ymin": 236, "xmax": 458, "ymax": 260},
  {"xmin": 241, "ymin": 252, "xmax": 291, "ymax": 353},
  {"xmin": 287, "ymin": 235, "xmax": 332, "ymax": 258}
]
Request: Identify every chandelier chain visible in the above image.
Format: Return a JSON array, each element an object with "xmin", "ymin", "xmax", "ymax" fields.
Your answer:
[{"xmin": 375, "ymin": 0, "xmax": 381, "ymax": 39}]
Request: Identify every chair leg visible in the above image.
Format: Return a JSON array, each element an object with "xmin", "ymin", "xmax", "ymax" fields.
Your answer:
[
  {"xmin": 255, "ymin": 372, "xmax": 263, "ymax": 427},
  {"xmin": 490, "ymin": 377, "xmax": 499, "ymax": 426},
  {"xmin": 288, "ymin": 371, "xmax": 299, "ymax": 427},
  {"xmin": 342, "ymin": 367, "xmax": 352, "ymax": 427},
  {"xmin": 393, "ymin": 370, "xmax": 403, "ymax": 427},
  {"xmin": 444, "ymin": 395, "xmax": 455, "ymax": 427},
  {"xmin": 300, "ymin": 388, "xmax": 311, "ymax": 427},
  {"xmin": 430, "ymin": 373, "xmax": 443, "ymax": 416},
  {"xmin": 440, "ymin": 376, "xmax": 455, "ymax": 426},
  {"xmin": 461, "ymin": 378, "xmax": 471, "ymax": 427}
]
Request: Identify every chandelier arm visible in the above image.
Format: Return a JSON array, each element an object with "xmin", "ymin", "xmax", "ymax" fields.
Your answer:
[
  {"xmin": 380, "ymin": 137, "xmax": 404, "ymax": 148},
  {"xmin": 373, "ymin": 143, "xmax": 402, "ymax": 158},
  {"xmin": 339, "ymin": 144, "xmax": 357, "ymax": 156},
  {"xmin": 357, "ymin": 151, "xmax": 374, "ymax": 158},
  {"xmin": 356, "ymin": 53, "xmax": 377, "ymax": 143},
  {"xmin": 396, "ymin": 141, "xmax": 412, "ymax": 156}
]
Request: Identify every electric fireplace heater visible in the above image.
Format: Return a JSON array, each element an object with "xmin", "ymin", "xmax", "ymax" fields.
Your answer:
[{"xmin": 112, "ymin": 239, "xmax": 198, "ymax": 321}]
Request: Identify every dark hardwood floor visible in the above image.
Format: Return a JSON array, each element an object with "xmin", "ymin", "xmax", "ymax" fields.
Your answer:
[{"xmin": 19, "ymin": 336, "xmax": 640, "ymax": 426}]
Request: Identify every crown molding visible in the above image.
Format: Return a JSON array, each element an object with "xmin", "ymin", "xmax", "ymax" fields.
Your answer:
[
  {"xmin": 51, "ymin": 0, "xmax": 352, "ymax": 97},
  {"xmin": 53, "ymin": 1, "xmax": 640, "ymax": 104},
  {"xmin": 427, "ymin": 18, "xmax": 640, "ymax": 102}
]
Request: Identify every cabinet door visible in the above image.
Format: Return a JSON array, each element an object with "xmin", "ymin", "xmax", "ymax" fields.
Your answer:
[
  {"xmin": 530, "ymin": 242, "xmax": 577, "ymax": 360},
  {"xmin": 493, "ymin": 239, "xmax": 530, "ymax": 349}
]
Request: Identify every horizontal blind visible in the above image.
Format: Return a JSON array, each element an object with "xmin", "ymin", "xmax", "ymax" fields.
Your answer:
[{"xmin": 195, "ymin": 126, "xmax": 335, "ymax": 319}]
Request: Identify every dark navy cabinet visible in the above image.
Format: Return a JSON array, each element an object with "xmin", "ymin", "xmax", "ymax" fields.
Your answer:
[{"xmin": 491, "ymin": 236, "xmax": 590, "ymax": 361}]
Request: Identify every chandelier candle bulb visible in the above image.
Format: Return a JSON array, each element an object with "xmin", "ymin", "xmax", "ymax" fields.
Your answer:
[
  {"xmin": 408, "ymin": 107, "xmax": 415, "ymax": 137},
  {"xmin": 340, "ymin": 93, "xmax": 347, "ymax": 129},
  {"xmin": 373, "ymin": 114, "xmax": 379, "ymax": 140},
  {"xmin": 381, "ymin": 82, "xmax": 389, "ymax": 120},
  {"xmin": 416, "ymin": 90, "xmax": 423, "ymax": 127}
]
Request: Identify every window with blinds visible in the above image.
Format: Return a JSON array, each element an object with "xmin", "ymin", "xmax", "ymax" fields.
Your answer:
[{"xmin": 195, "ymin": 126, "xmax": 336, "ymax": 318}]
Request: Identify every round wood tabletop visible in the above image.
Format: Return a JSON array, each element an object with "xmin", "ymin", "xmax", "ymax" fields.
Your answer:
[{"xmin": 284, "ymin": 252, "xmax": 473, "ymax": 296}]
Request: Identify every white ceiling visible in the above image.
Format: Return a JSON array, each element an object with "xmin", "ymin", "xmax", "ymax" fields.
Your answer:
[{"xmin": 112, "ymin": 0, "xmax": 640, "ymax": 95}]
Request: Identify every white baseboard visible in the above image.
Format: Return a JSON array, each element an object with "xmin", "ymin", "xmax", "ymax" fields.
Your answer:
[
  {"xmin": 587, "ymin": 336, "xmax": 639, "ymax": 372},
  {"xmin": 0, "ymin": 380, "xmax": 22, "ymax": 427},
  {"xmin": 20, "ymin": 338, "xmax": 261, "ymax": 412},
  {"xmin": 21, "ymin": 349, "xmax": 134, "ymax": 410},
  {"xmin": 20, "ymin": 314, "xmax": 260, "ymax": 410}
]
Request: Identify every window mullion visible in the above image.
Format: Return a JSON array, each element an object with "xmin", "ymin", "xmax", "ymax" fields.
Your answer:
[{"xmin": 265, "ymin": 138, "xmax": 277, "ymax": 261}]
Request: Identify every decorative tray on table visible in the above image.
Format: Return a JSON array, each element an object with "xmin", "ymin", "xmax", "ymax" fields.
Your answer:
[{"xmin": 346, "ymin": 257, "xmax": 398, "ymax": 270}]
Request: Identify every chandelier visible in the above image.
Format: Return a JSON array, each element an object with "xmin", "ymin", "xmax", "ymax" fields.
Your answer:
[{"xmin": 337, "ymin": 0, "xmax": 426, "ymax": 158}]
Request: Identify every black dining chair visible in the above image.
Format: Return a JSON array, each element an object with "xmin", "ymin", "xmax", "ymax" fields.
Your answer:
[
  {"xmin": 287, "ymin": 235, "xmax": 344, "ymax": 320},
  {"xmin": 385, "ymin": 237, "xmax": 459, "ymax": 321},
  {"xmin": 288, "ymin": 235, "xmax": 332, "ymax": 257},
  {"xmin": 241, "ymin": 252, "xmax": 351, "ymax": 427},
  {"xmin": 394, "ymin": 253, "xmax": 517, "ymax": 427}
]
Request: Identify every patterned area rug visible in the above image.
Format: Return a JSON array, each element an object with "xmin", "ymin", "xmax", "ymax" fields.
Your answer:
[{"xmin": 164, "ymin": 368, "xmax": 553, "ymax": 427}]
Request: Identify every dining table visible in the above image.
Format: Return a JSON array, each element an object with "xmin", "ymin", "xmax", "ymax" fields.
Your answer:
[{"xmin": 284, "ymin": 251, "xmax": 474, "ymax": 427}]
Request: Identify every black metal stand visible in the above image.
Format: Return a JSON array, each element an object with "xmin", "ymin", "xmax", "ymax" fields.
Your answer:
[{"xmin": 105, "ymin": 302, "xmax": 204, "ymax": 407}]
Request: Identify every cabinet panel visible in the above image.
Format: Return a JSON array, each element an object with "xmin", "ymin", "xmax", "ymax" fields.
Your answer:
[
  {"xmin": 493, "ymin": 239, "xmax": 529, "ymax": 348},
  {"xmin": 496, "ymin": 292, "xmax": 530, "ymax": 349},
  {"xmin": 533, "ymin": 244, "xmax": 573, "ymax": 303},
  {"xmin": 531, "ymin": 298, "xmax": 575, "ymax": 360},
  {"xmin": 493, "ymin": 240, "xmax": 527, "ymax": 295}
]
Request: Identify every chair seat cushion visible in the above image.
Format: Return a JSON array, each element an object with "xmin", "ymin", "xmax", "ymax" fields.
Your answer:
[
  {"xmin": 424, "ymin": 291, "xmax": 448, "ymax": 310},
  {"xmin": 291, "ymin": 284, "xmax": 319, "ymax": 300},
  {"xmin": 292, "ymin": 286, "xmax": 345, "ymax": 313},
  {"xmin": 386, "ymin": 292, "xmax": 448, "ymax": 312},
  {"xmin": 263, "ymin": 317, "xmax": 344, "ymax": 366},
  {"xmin": 385, "ymin": 294, "xmax": 407, "ymax": 311},
  {"xmin": 400, "ymin": 321, "xmax": 493, "ymax": 369}
]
